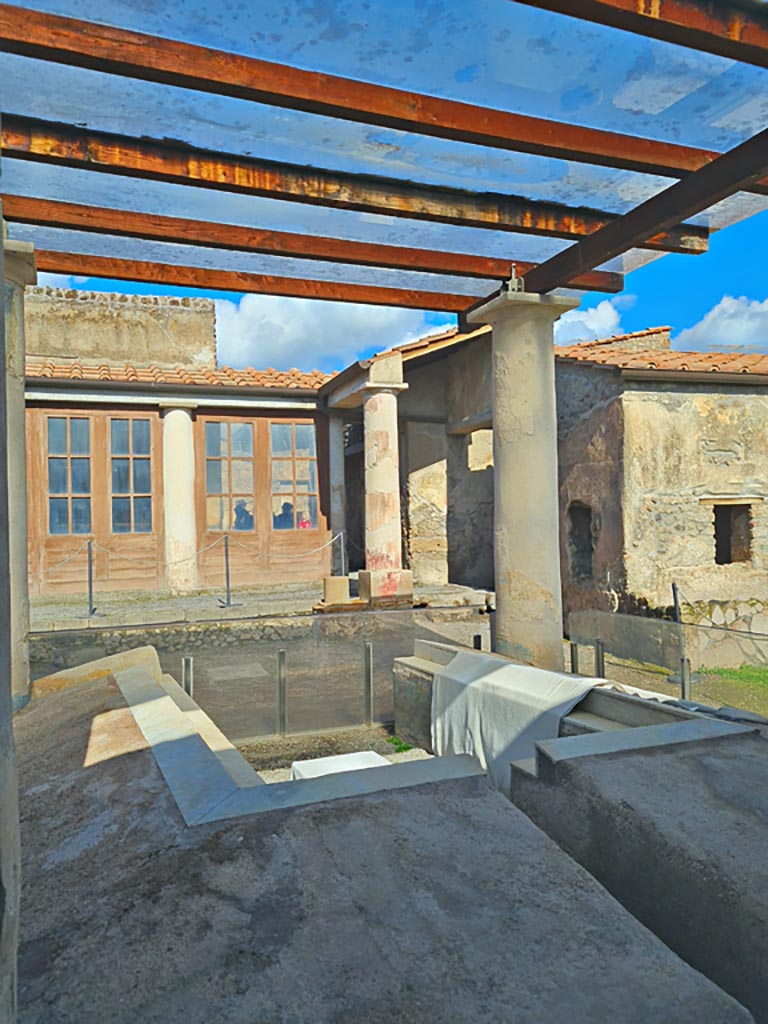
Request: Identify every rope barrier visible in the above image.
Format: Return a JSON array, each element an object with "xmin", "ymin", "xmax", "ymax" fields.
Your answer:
[{"xmin": 28, "ymin": 541, "xmax": 90, "ymax": 578}]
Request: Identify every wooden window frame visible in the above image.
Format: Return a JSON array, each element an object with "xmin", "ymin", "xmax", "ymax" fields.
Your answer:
[
  {"xmin": 109, "ymin": 414, "xmax": 154, "ymax": 535},
  {"xmin": 203, "ymin": 418, "xmax": 257, "ymax": 533},
  {"xmin": 46, "ymin": 414, "xmax": 92, "ymax": 536},
  {"xmin": 269, "ymin": 419, "xmax": 320, "ymax": 532}
]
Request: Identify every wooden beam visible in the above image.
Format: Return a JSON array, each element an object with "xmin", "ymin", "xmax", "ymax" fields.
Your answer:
[
  {"xmin": 514, "ymin": 0, "xmax": 768, "ymax": 68},
  {"xmin": 0, "ymin": 3, "xmax": 765, "ymax": 192},
  {"xmin": 4, "ymin": 194, "xmax": 623, "ymax": 293},
  {"xmin": 33, "ymin": 249, "xmax": 480, "ymax": 311},
  {"xmin": 0, "ymin": 116, "xmax": 709, "ymax": 255},
  {"xmin": 523, "ymin": 126, "xmax": 768, "ymax": 294}
]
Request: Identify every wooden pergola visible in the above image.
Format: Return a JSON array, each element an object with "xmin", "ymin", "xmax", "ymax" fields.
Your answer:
[{"xmin": 1, "ymin": 0, "xmax": 767, "ymax": 311}]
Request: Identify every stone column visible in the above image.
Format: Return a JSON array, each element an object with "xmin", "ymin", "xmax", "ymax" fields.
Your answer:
[
  {"xmin": 468, "ymin": 289, "xmax": 579, "ymax": 670},
  {"xmin": 328, "ymin": 414, "xmax": 347, "ymax": 574},
  {"xmin": 359, "ymin": 381, "xmax": 412, "ymax": 604},
  {"xmin": 161, "ymin": 403, "xmax": 199, "ymax": 593},
  {"xmin": 4, "ymin": 238, "xmax": 35, "ymax": 713},
  {"xmin": 2, "ymin": 230, "xmax": 35, "ymax": 1022}
]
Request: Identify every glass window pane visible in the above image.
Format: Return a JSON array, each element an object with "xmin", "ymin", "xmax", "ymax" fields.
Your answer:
[
  {"xmin": 231, "ymin": 423, "xmax": 253, "ymax": 456},
  {"xmin": 72, "ymin": 498, "xmax": 91, "ymax": 534},
  {"xmin": 271, "ymin": 459, "xmax": 294, "ymax": 492},
  {"xmin": 71, "ymin": 458, "xmax": 90, "ymax": 494},
  {"xmin": 70, "ymin": 418, "xmax": 90, "ymax": 455},
  {"xmin": 132, "ymin": 419, "xmax": 151, "ymax": 455},
  {"xmin": 48, "ymin": 458, "xmax": 68, "ymax": 494},
  {"xmin": 295, "ymin": 494, "xmax": 318, "ymax": 529},
  {"xmin": 133, "ymin": 458, "xmax": 151, "ymax": 493},
  {"xmin": 205, "ymin": 422, "xmax": 227, "ymax": 457},
  {"xmin": 133, "ymin": 497, "xmax": 152, "ymax": 533},
  {"xmin": 230, "ymin": 460, "xmax": 253, "ymax": 493},
  {"xmin": 206, "ymin": 459, "xmax": 222, "ymax": 494},
  {"xmin": 272, "ymin": 496, "xmax": 295, "ymax": 530},
  {"xmin": 270, "ymin": 423, "xmax": 292, "ymax": 458},
  {"xmin": 47, "ymin": 418, "xmax": 67, "ymax": 455},
  {"xmin": 111, "ymin": 419, "xmax": 130, "ymax": 455},
  {"xmin": 112, "ymin": 458, "xmax": 131, "ymax": 494},
  {"xmin": 206, "ymin": 496, "xmax": 226, "ymax": 531},
  {"xmin": 232, "ymin": 498, "xmax": 254, "ymax": 531},
  {"xmin": 295, "ymin": 424, "xmax": 316, "ymax": 458},
  {"xmin": 49, "ymin": 497, "xmax": 69, "ymax": 534},
  {"xmin": 295, "ymin": 460, "xmax": 317, "ymax": 492},
  {"xmin": 112, "ymin": 497, "xmax": 131, "ymax": 533}
]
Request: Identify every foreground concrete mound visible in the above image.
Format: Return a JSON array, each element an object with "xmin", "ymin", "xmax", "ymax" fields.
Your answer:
[{"xmin": 14, "ymin": 671, "xmax": 752, "ymax": 1023}]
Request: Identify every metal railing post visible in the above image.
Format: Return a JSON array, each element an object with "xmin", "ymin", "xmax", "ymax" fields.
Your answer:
[
  {"xmin": 594, "ymin": 639, "xmax": 605, "ymax": 678},
  {"xmin": 340, "ymin": 531, "xmax": 348, "ymax": 577},
  {"xmin": 277, "ymin": 648, "xmax": 287, "ymax": 736},
  {"xmin": 224, "ymin": 534, "xmax": 232, "ymax": 608},
  {"xmin": 182, "ymin": 655, "xmax": 194, "ymax": 699},
  {"xmin": 680, "ymin": 656, "xmax": 692, "ymax": 701},
  {"xmin": 570, "ymin": 641, "xmax": 580, "ymax": 675},
  {"xmin": 363, "ymin": 641, "xmax": 373, "ymax": 727}
]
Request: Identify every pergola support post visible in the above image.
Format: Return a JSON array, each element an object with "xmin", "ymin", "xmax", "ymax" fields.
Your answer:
[{"xmin": 469, "ymin": 289, "xmax": 579, "ymax": 671}]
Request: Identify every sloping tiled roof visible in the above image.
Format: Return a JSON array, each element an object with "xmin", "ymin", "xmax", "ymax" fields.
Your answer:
[
  {"xmin": 555, "ymin": 344, "xmax": 768, "ymax": 375},
  {"xmin": 25, "ymin": 358, "xmax": 332, "ymax": 391}
]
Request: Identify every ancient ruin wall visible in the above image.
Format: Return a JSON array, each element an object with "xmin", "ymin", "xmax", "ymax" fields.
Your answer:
[
  {"xmin": 25, "ymin": 288, "xmax": 217, "ymax": 369},
  {"xmin": 622, "ymin": 384, "xmax": 768, "ymax": 611}
]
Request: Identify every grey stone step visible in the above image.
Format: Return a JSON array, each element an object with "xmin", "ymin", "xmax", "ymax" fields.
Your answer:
[{"xmin": 561, "ymin": 711, "xmax": 630, "ymax": 736}]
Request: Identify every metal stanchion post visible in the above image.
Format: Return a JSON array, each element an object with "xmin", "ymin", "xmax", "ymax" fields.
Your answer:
[
  {"xmin": 224, "ymin": 534, "xmax": 232, "ymax": 607},
  {"xmin": 87, "ymin": 539, "xmax": 95, "ymax": 617},
  {"xmin": 363, "ymin": 641, "xmax": 373, "ymax": 727},
  {"xmin": 277, "ymin": 648, "xmax": 287, "ymax": 736},
  {"xmin": 570, "ymin": 641, "xmax": 580, "ymax": 674},
  {"xmin": 594, "ymin": 639, "xmax": 605, "ymax": 678},
  {"xmin": 680, "ymin": 656, "xmax": 692, "ymax": 701},
  {"xmin": 340, "ymin": 531, "xmax": 347, "ymax": 578},
  {"xmin": 182, "ymin": 656, "xmax": 194, "ymax": 698}
]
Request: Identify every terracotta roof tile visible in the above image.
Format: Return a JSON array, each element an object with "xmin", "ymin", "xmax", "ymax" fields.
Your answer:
[
  {"xmin": 554, "ymin": 344, "xmax": 768, "ymax": 375},
  {"xmin": 25, "ymin": 359, "xmax": 332, "ymax": 392}
]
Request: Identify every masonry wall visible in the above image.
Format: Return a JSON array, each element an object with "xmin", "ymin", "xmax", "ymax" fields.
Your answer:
[
  {"xmin": 622, "ymin": 384, "xmax": 768, "ymax": 613},
  {"xmin": 25, "ymin": 288, "xmax": 217, "ymax": 369},
  {"xmin": 556, "ymin": 363, "xmax": 626, "ymax": 623}
]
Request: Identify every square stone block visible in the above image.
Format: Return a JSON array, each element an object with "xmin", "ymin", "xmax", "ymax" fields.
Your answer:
[
  {"xmin": 323, "ymin": 575, "xmax": 350, "ymax": 604},
  {"xmin": 291, "ymin": 750, "xmax": 391, "ymax": 781},
  {"xmin": 359, "ymin": 569, "xmax": 414, "ymax": 606}
]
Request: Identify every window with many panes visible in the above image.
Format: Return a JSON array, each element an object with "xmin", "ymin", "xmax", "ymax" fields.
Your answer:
[
  {"xmin": 270, "ymin": 422, "xmax": 318, "ymax": 530},
  {"xmin": 47, "ymin": 416, "xmax": 92, "ymax": 535},
  {"xmin": 205, "ymin": 421, "xmax": 255, "ymax": 531},
  {"xmin": 110, "ymin": 418, "xmax": 153, "ymax": 533}
]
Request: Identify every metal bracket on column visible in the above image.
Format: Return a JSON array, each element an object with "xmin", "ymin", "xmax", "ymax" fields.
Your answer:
[{"xmin": 501, "ymin": 264, "xmax": 526, "ymax": 294}]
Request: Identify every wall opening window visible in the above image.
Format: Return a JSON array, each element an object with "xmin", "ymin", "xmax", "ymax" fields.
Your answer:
[
  {"xmin": 270, "ymin": 422, "xmax": 318, "ymax": 530},
  {"xmin": 47, "ymin": 416, "xmax": 91, "ymax": 535},
  {"xmin": 205, "ymin": 421, "xmax": 255, "ymax": 531},
  {"xmin": 111, "ymin": 418, "xmax": 153, "ymax": 533},
  {"xmin": 714, "ymin": 504, "xmax": 751, "ymax": 564},
  {"xmin": 568, "ymin": 502, "xmax": 594, "ymax": 582}
]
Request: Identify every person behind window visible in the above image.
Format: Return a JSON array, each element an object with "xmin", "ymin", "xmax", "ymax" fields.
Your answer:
[
  {"xmin": 298, "ymin": 511, "xmax": 311, "ymax": 529},
  {"xmin": 273, "ymin": 501, "xmax": 294, "ymax": 530},
  {"xmin": 234, "ymin": 499, "xmax": 254, "ymax": 531}
]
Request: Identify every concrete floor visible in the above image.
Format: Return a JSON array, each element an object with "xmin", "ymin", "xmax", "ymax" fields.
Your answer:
[{"xmin": 12, "ymin": 676, "xmax": 751, "ymax": 1023}]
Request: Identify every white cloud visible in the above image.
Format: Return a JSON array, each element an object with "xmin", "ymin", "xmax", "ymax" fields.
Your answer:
[
  {"xmin": 35, "ymin": 272, "xmax": 74, "ymax": 288},
  {"xmin": 214, "ymin": 294, "xmax": 454, "ymax": 371},
  {"xmin": 675, "ymin": 295, "xmax": 768, "ymax": 352},
  {"xmin": 553, "ymin": 298, "xmax": 624, "ymax": 345}
]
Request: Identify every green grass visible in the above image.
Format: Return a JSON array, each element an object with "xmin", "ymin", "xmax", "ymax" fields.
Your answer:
[
  {"xmin": 387, "ymin": 735, "xmax": 412, "ymax": 753},
  {"xmin": 700, "ymin": 664, "xmax": 768, "ymax": 687}
]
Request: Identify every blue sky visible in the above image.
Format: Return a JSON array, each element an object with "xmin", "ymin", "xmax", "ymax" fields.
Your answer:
[{"xmin": 37, "ymin": 206, "xmax": 768, "ymax": 371}]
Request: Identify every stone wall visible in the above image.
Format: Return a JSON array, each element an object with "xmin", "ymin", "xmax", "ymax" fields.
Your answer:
[
  {"xmin": 556, "ymin": 363, "xmax": 626, "ymax": 619},
  {"xmin": 622, "ymin": 384, "xmax": 768, "ymax": 609},
  {"xmin": 405, "ymin": 421, "xmax": 448, "ymax": 584},
  {"xmin": 25, "ymin": 288, "xmax": 217, "ymax": 369}
]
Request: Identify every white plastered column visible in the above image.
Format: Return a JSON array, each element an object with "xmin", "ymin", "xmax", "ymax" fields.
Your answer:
[
  {"xmin": 161, "ymin": 403, "xmax": 199, "ymax": 593},
  {"xmin": 4, "ymin": 238, "xmax": 35, "ymax": 712},
  {"xmin": 468, "ymin": 289, "xmax": 579, "ymax": 670},
  {"xmin": 328, "ymin": 414, "xmax": 347, "ymax": 574}
]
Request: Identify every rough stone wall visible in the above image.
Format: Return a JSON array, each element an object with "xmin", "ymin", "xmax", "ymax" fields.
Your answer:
[
  {"xmin": 25, "ymin": 288, "xmax": 217, "ymax": 369},
  {"xmin": 405, "ymin": 422, "xmax": 448, "ymax": 584},
  {"xmin": 556, "ymin": 363, "xmax": 626, "ymax": 621},
  {"xmin": 446, "ymin": 431, "xmax": 494, "ymax": 589},
  {"xmin": 623, "ymin": 384, "xmax": 768, "ymax": 609},
  {"xmin": 446, "ymin": 333, "xmax": 492, "ymax": 426}
]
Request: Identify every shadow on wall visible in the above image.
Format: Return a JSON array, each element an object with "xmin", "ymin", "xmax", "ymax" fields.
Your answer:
[{"xmin": 447, "ymin": 433, "xmax": 494, "ymax": 590}]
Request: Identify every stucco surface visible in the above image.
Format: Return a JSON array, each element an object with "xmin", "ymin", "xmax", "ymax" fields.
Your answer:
[
  {"xmin": 25, "ymin": 288, "xmax": 216, "ymax": 370},
  {"xmin": 13, "ymin": 676, "xmax": 751, "ymax": 1023},
  {"xmin": 511, "ymin": 731, "xmax": 768, "ymax": 1022}
]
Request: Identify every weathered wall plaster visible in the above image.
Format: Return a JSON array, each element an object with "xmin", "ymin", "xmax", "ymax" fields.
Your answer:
[{"xmin": 25, "ymin": 288, "xmax": 217, "ymax": 369}]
